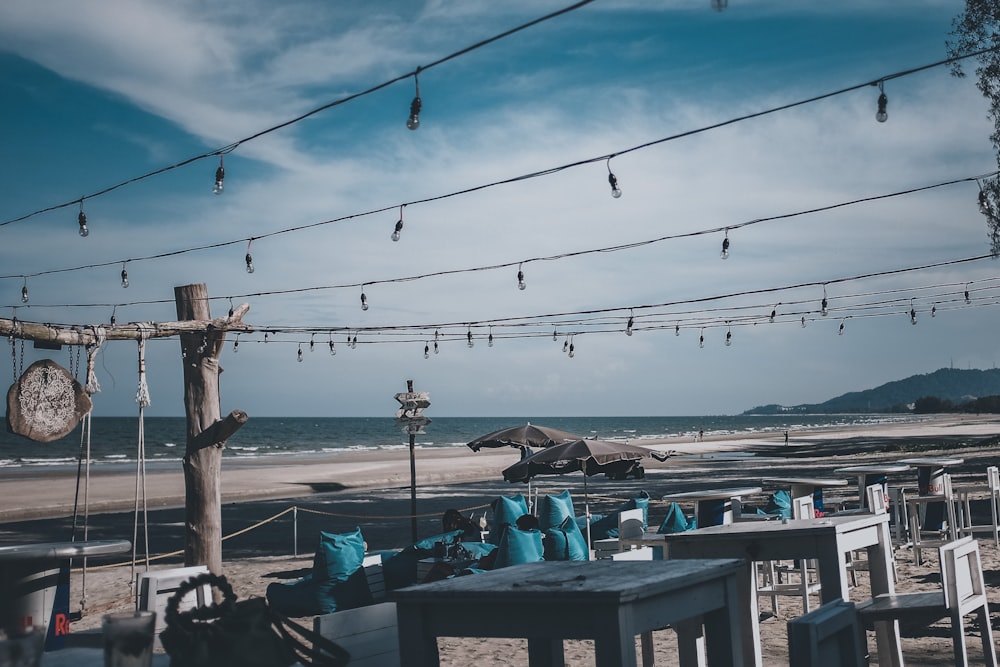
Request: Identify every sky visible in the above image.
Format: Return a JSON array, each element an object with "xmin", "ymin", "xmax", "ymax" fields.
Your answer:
[{"xmin": 0, "ymin": 0, "xmax": 998, "ymax": 418}]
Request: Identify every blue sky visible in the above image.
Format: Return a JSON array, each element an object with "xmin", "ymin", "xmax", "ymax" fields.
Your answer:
[{"xmin": 0, "ymin": 1, "xmax": 997, "ymax": 418}]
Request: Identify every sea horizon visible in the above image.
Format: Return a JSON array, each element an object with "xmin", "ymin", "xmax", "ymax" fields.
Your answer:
[{"xmin": 0, "ymin": 413, "xmax": 932, "ymax": 469}]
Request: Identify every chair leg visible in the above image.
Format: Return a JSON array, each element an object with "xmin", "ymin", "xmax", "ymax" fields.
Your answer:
[
  {"xmin": 977, "ymin": 607, "xmax": 998, "ymax": 667},
  {"xmin": 951, "ymin": 612, "xmax": 971, "ymax": 667}
]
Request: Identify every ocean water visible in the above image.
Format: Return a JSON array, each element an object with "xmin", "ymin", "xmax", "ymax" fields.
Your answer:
[{"xmin": 0, "ymin": 414, "xmax": 925, "ymax": 469}]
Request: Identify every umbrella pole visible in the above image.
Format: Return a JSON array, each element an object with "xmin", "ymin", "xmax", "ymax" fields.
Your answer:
[{"xmin": 583, "ymin": 461, "xmax": 593, "ymax": 561}]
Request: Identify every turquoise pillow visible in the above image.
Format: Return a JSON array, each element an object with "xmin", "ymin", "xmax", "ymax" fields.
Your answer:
[
  {"xmin": 537, "ymin": 490, "xmax": 575, "ymax": 531},
  {"xmin": 312, "ymin": 527, "xmax": 370, "ymax": 613},
  {"xmin": 382, "ymin": 530, "xmax": 465, "ymax": 590},
  {"xmin": 657, "ymin": 502, "xmax": 697, "ymax": 534},
  {"xmin": 493, "ymin": 526, "xmax": 544, "ymax": 568},
  {"xmin": 490, "ymin": 494, "xmax": 529, "ymax": 545},
  {"xmin": 543, "ymin": 515, "xmax": 588, "ymax": 561},
  {"xmin": 765, "ymin": 489, "xmax": 792, "ymax": 519},
  {"xmin": 624, "ymin": 491, "xmax": 651, "ymax": 529}
]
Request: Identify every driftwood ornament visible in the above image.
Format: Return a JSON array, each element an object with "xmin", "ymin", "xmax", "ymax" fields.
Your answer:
[{"xmin": 6, "ymin": 359, "xmax": 92, "ymax": 442}]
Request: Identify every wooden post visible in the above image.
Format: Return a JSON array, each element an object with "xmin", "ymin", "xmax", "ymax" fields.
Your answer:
[
  {"xmin": 394, "ymin": 380, "xmax": 430, "ymax": 544},
  {"xmin": 174, "ymin": 283, "xmax": 246, "ymax": 573}
]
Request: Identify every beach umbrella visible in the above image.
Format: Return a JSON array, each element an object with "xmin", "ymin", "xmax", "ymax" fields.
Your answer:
[
  {"xmin": 466, "ymin": 423, "xmax": 585, "ymax": 511},
  {"xmin": 502, "ymin": 439, "xmax": 671, "ymax": 556},
  {"xmin": 465, "ymin": 423, "xmax": 584, "ymax": 452}
]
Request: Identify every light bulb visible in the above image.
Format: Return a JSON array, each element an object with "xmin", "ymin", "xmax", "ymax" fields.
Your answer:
[
  {"xmin": 931, "ymin": 305, "xmax": 937, "ymax": 318},
  {"xmin": 699, "ymin": 332, "xmax": 704, "ymax": 348},
  {"xmin": 563, "ymin": 339, "xmax": 569, "ymax": 353},
  {"xmin": 965, "ymin": 286, "xmax": 971, "ymax": 304},
  {"xmin": 233, "ymin": 338, "xmax": 239, "ymax": 353},
  {"xmin": 20, "ymin": 284, "xmax": 28, "ymax": 303},
  {"xmin": 675, "ymin": 324, "xmax": 680, "ymax": 336},
  {"xmin": 391, "ymin": 219, "xmax": 403, "ymax": 242},
  {"xmin": 297, "ymin": 346, "xmax": 303, "ymax": 363},
  {"xmin": 725, "ymin": 330, "xmax": 732, "ymax": 346},
  {"xmin": 351, "ymin": 335, "xmax": 358, "ymax": 349},
  {"xmin": 839, "ymin": 322, "xmax": 845, "ymax": 335},
  {"xmin": 875, "ymin": 92, "xmax": 888, "ymax": 123},
  {"xmin": 329, "ymin": 340, "xmax": 336, "ymax": 356},
  {"xmin": 626, "ymin": 315, "xmax": 633, "ymax": 336},
  {"xmin": 721, "ymin": 235, "xmax": 730, "ymax": 259},
  {"xmin": 821, "ymin": 297, "xmax": 828, "ymax": 316},
  {"xmin": 361, "ymin": 291, "xmax": 368, "ymax": 311},
  {"xmin": 608, "ymin": 172, "xmax": 622, "ymax": 198},
  {"xmin": 434, "ymin": 340, "xmax": 439, "ymax": 354},
  {"xmin": 110, "ymin": 311, "xmax": 116, "ymax": 326},
  {"xmin": 245, "ymin": 253, "xmax": 254, "ymax": 273},
  {"xmin": 801, "ymin": 316, "xmax": 806, "ymax": 328},
  {"xmin": 309, "ymin": 336, "xmax": 315, "ymax": 352},
  {"xmin": 121, "ymin": 266, "xmax": 129, "ymax": 288},
  {"xmin": 467, "ymin": 330, "xmax": 474, "ymax": 348},
  {"xmin": 424, "ymin": 343, "xmax": 430, "ymax": 359},
  {"xmin": 214, "ymin": 163, "xmax": 225, "ymax": 194},
  {"xmin": 517, "ymin": 269, "xmax": 526, "ymax": 291},
  {"xmin": 910, "ymin": 308, "xmax": 917, "ymax": 325},
  {"xmin": 78, "ymin": 210, "xmax": 89, "ymax": 237},
  {"xmin": 407, "ymin": 96, "xmax": 421, "ymax": 130},
  {"xmin": 568, "ymin": 342, "xmax": 575, "ymax": 358},
  {"xmin": 553, "ymin": 328, "xmax": 558, "ymax": 341},
  {"xmin": 488, "ymin": 333, "xmax": 494, "ymax": 347},
  {"xmin": 769, "ymin": 308, "xmax": 776, "ymax": 323},
  {"xmin": 265, "ymin": 332, "xmax": 269, "ymax": 343}
]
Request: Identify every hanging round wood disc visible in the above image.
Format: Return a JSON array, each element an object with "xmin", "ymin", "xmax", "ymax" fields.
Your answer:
[{"xmin": 6, "ymin": 359, "xmax": 92, "ymax": 442}]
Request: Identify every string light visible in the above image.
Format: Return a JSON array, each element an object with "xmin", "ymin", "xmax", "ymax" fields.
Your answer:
[
  {"xmin": 801, "ymin": 316, "xmax": 807, "ymax": 328},
  {"xmin": 626, "ymin": 310, "xmax": 634, "ymax": 336},
  {"xmin": 110, "ymin": 306, "xmax": 117, "ymax": 326},
  {"xmin": 297, "ymin": 344, "xmax": 303, "ymax": 362},
  {"xmin": 228, "ymin": 298, "xmax": 235, "ymax": 317},
  {"xmin": 769, "ymin": 305, "xmax": 777, "ymax": 323},
  {"xmin": 875, "ymin": 81, "xmax": 888, "ymax": 123},
  {"xmin": 699, "ymin": 328, "xmax": 705, "ymax": 348},
  {"xmin": 675, "ymin": 324, "xmax": 680, "ymax": 336},
  {"xmin": 721, "ymin": 229, "xmax": 730, "ymax": 259},
  {"xmin": 931, "ymin": 304, "xmax": 937, "ymax": 317},
  {"xmin": 517, "ymin": 264, "xmax": 526, "ymax": 291},
  {"xmin": 467, "ymin": 326, "xmax": 474, "ymax": 348},
  {"xmin": 424, "ymin": 342, "xmax": 430, "ymax": 359},
  {"xmin": 361, "ymin": 287, "xmax": 369, "ymax": 311},
  {"xmin": 839, "ymin": 320, "xmax": 846, "ymax": 335},
  {"xmin": 488, "ymin": 327, "xmax": 494, "ymax": 347},
  {"xmin": 910, "ymin": 299, "xmax": 917, "ymax": 325},
  {"xmin": 725, "ymin": 324, "xmax": 732, "ymax": 346},
  {"xmin": 606, "ymin": 158, "xmax": 622, "ymax": 198},
  {"xmin": 20, "ymin": 280, "xmax": 28, "ymax": 304},
  {"xmin": 213, "ymin": 155, "xmax": 225, "ymax": 194},
  {"xmin": 309, "ymin": 333, "xmax": 315, "ymax": 352},
  {"xmin": 245, "ymin": 240, "xmax": 255, "ymax": 274},
  {"xmin": 233, "ymin": 334, "xmax": 240, "ymax": 353},
  {"xmin": 351, "ymin": 333, "xmax": 358, "ymax": 349},
  {"xmin": 568, "ymin": 336, "xmax": 575, "ymax": 358},
  {"xmin": 120, "ymin": 263, "xmax": 129, "ymax": 289},
  {"xmin": 406, "ymin": 68, "xmax": 422, "ymax": 131},
  {"xmin": 391, "ymin": 206, "xmax": 404, "ymax": 242},
  {"xmin": 264, "ymin": 332, "xmax": 269, "ymax": 343},
  {"xmin": 329, "ymin": 336, "xmax": 336, "ymax": 356},
  {"xmin": 77, "ymin": 202, "xmax": 89, "ymax": 237},
  {"xmin": 562, "ymin": 336, "xmax": 569, "ymax": 353},
  {"xmin": 553, "ymin": 327, "xmax": 558, "ymax": 342},
  {"xmin": 434, "ymin": 340, "xmax": 439, "ymax": 355},
  {"xmin": 821, "ymin": 286, "xmax": 829, "ymax": 316},
  {"xmin": 965, "ymin": 283, "xmax": 972, "ymax": 304}
]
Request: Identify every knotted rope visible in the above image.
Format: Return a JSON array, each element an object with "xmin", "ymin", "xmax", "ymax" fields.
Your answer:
[{"xmin": 131, "ymin": 325, "xmax": 152, "ymax": 588}]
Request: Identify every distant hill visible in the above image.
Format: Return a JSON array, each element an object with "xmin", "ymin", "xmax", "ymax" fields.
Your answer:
[{"xmin": 743, "ymin": 368, "xmax": 1000, "ymax": 414}]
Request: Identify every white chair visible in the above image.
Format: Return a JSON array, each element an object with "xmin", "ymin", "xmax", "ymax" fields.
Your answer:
[
  {"xmin": 135, "ymin": 565, "xmax": 211, "ymax": 647},
  {"xmin": 856, "ymin": 536, "xmax": 997, "ymax": 666},
  {"xmin": 787, "ymin": 599, "xmax": 866, "ymax": 667},
  {"xmin": 596, "ymin": 508, "xmax": 646, "ymax": 558},
  {"xmin": 756, "ymin": 494, "xmax": 823, "ymax": 616},
  {"xmin": 957, "ymin": 465, "xmax": 1000, "ymax": 547},
  {"xmin": 906, "ymin": 472, "xmax": 960, "ymax": 565}
]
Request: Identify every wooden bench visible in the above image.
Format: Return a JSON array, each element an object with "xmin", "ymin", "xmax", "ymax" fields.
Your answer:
[
  {"xmin": 361, "ymin": 553, "xmax": 386, "ymax": 602},
  {"xmin": 135, "ymin": 565, "xmax": 211, "ymax": 646},
  {"xmin": 313, "ymin": 601, "xmax": 399, "ymax": 667}
]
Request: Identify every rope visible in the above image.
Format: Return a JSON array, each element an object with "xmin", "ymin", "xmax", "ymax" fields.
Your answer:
[
  {"xmin": 70, "ymin": 410, "xmax": 93, "ymax": 610},
  {"xmin": 295, "ymin": 502, "xmax": 491, "ymax": 520},
  {"xmin": 130, "ymin": 328, "xmax": 152, "ymax": 589},
  {"xmin": 84, "ymin": 327, "xmax": 104, "ymax": 395}
]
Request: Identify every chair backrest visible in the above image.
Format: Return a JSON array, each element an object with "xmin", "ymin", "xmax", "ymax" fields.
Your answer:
[
  {"xmin": 136, "ymin": 565, "xmax": 211, "ymax": 641},
  {"xmin": 313, "ymin": 601, "xmax": 399, "ymax": 667},
  {"xmin": 362, "ymin": 553, "xmax": 386, "ymax": 602},
  {"xmin": 939, "ymin": 536, "xmax": 987, "ymax": 613},
  {"xmin": 618, "ymin": 508, "xmax": 645, "ymax": 541},
  {"xmin": 793, "ymin": 495, "xmax": 814, "ymax": 520},
  {"xmin": 610, "ymin": 546, "xmax": 654, "ymax": 561},
  {"xmin": 865, "ymin": 483, "xmax": 887, "ymax": 515},
  {"xmin": 988, "ymin": 466, "xmax": 1000, "ymax": 493},
  {"xmin": 787, "ymin": 599, "xmax": 865, "ymax": 667}
]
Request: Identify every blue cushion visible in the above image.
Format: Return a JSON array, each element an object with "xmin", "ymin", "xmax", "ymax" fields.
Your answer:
[
  {"xmin": 543, "ymin": 515, "xmax": 589, "ymax": 561},
  {"xmin": 381, "ymin": 530, "xmax": 465, "ymax": 590},
  {"xmin": 265, "ymin": 574, "xmax": 318, "ymax": 616},
  {"xmin": 490, "ymin": 494, "xmax": 529, "ymax": 545},
  {"xmin": 493, "ymin": 526, "xmax": 544, "ymax": 568},
  {"xmin": 587, "ymin": 494, "xmax": 652, "ymax": 540},
  {"xmin": 624, "ymin": 491, "xmax": 651, "ymax": 529},
  {"xmin": 313, "ymin": 527, "xmax": 370, "ymax": 613},
  {"xmin": 657, "ymin": 502, "xmax": 697, "ymax": 534},
  {"xmin": 537, "ymin": 490, "xmax": 575, "ymax": 531},
  {"xmin": 765, "ymin": 489, "xmax": 792, "ymax": 519}
]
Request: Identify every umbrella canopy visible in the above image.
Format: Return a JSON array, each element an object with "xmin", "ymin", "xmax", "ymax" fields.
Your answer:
[
  {"xmin": 465, "ymin": 423, "xmax": 585, "ymax": 452},
  {"xmin": 502, "ymin": 439, "xmax": 667, "ymax": 483}
]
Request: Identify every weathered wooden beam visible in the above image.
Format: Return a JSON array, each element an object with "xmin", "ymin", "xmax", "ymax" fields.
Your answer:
[
  {"xmin": 188, "ymin": 409, "xmax": 249, "ymax": 453},
  {"xmin": 0, "ymin": 303, "xmax": 252, "ymax": 346}
]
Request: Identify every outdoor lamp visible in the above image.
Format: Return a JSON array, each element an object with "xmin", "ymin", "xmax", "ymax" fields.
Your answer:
[{"xmin": 78, "ymin": 209, "xmax": 89, "ymax": 237}]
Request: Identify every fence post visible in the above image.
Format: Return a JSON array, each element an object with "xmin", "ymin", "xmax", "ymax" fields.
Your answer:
[{"xmin": 293, "ymin": 506, "xmax": 298, "ymax": 557}]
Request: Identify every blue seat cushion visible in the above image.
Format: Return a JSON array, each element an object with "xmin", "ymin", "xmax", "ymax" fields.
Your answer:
[
  {"xmin": 537, "ymin": 490, "xmax": 575, "ymax": 532},
  {"xmin": 494, "ymin": 526, "xmax": 544, "ymax": 568},
  {"xmin": 543, "ymin": 515, "xmax": 589, "ymax": 561},
  {"xmin": 490, "ymin": 494, "xmax": 529, "ymax": 545}
]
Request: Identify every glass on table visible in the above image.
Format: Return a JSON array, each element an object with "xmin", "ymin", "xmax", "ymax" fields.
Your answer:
[
  {"xmin": 102, "ymin": 611, "xmax": 156, "ymax": 667},
  {"xmin": 0, "ymin": 626, "xmax": 44, "ymax": 667}
]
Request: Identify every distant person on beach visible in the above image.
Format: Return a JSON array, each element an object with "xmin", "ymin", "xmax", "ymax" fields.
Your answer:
[
  {"xmin": 784, "ymin": 430, "xmax": 789, "ymax": 445},
  {"xmin": 698, "ymin": 429, "xmax": 704, "ymax": 442},
  {"xmin": 442, "ymin": 508, "xmax": 480, "ymax": 541}
]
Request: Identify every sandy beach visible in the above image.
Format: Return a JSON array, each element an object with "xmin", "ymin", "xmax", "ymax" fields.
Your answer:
[{"xmin": 4, "ymin": 413, "xmax": 1000, "ymax": 665}]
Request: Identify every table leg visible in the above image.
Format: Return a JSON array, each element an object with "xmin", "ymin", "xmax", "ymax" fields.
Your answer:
[
  {"xmin": 593, "ymin": 622, "xmax": 636, "ymax": 667},
  {"xmin": 396, "ymin": 603, "xmax": 441, "ymax": 667},
  {"xmin": 674, "ymin": 619, "xmax": 706, "ymax": 666},
  {"xmin": 867, "ymin": 519, "xmax": 904, "ymax": 667},
  {"xmin": 918, "ymin": 466, "xmax": 946, "ymax": 530},
  {"xmin": 527, "ymin": 638, "xmax": 566, "ymax": 667},
  {"xmin": 701, "ymin": 571, "xmax": 743, "ymax": 667}
]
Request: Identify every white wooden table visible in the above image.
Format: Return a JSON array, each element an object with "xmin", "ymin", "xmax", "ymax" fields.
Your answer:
[
  {"xmin": 661, "ymin": 486, "xmax": 763, "ymax": 527},
  {"xmin": 393, "ymin": 558, "xmax": 752, "ymax": 667},
  {"xmin": 665, "ymin": 512, "xmax": 903, "ymax": 667},
  {"xmin": 897, "ymin": 456, "xmax": 964, "ymax": 530}
]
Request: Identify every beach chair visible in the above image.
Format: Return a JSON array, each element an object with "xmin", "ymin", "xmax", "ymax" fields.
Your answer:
[
  {"xmin": 787, "ymin": 599, "xmax": 865, "ymax": 667},
  {"xmin": 313, "ymin": 601, "xmax": 399, "ymax": 667},
  {"xmin": 956, "ymin": 465, "xmax": 1000, "ymax": 547},
  {"xmin": 755, "ymin": 495, "xmax": 822, "ymax": 615},
  {"xmin": 856, "ymin": 536, "xmax": 997, "ymax": 666},
  {"xmin": 906, "ymin": 473, "xmax": 960, "ymax": 565},
  {"xmin": 135, "ymin": 565, "xmax": 211, "ymax": 646}
]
